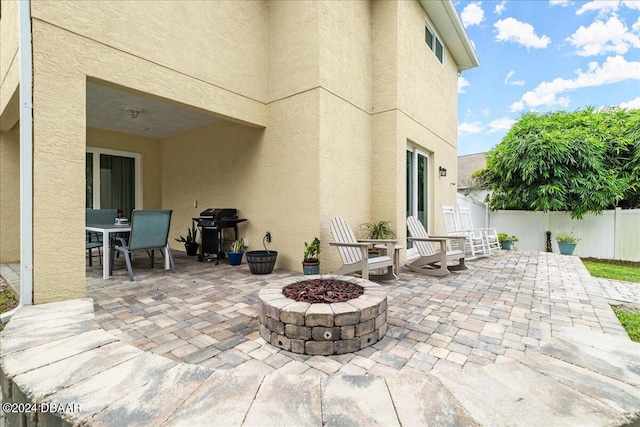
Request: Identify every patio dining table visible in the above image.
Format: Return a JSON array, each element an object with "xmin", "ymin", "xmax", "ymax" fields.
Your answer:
[{"xmin": 86, "ymin": 223, "xmax": 173, "ymax": 279}]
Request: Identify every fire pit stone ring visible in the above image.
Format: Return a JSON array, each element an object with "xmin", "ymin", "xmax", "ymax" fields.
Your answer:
[{"xmin": 258, "ymin": 275, "xmax": 388, "ymax": 356}]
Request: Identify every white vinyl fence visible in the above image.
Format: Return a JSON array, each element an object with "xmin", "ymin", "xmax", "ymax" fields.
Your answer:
[{"xmin": 490, "ymin": 208, "xmax": 640, "ymax": 262}]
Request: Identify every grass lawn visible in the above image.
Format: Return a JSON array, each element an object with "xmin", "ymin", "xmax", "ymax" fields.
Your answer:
[
  {"xmin": 0, "ymin": 278, "xmax": 18, "ymax": 332},
  {"xmin": 582, "ymin": 259, "xmax": 640, "ymax": 283},
  {"xmin": 582, "ymin": 258, "xmax": 640, "ymax": 343}
]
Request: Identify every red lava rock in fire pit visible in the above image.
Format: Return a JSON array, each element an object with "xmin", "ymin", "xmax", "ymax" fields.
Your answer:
[{"xmin": 283, "ymin": 279, "xmax": 364, "ymax": 303}]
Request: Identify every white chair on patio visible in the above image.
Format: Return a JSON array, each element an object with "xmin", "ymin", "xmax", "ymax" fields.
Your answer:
[
  {"xmin": 458, "ymin": 204, "xmax": 500, "ymax": 254},
  {"xmin": 405, "ymin": 216, "xmax": 467, "ymax": 276},
  {"xmin": 441, "ymin": 205, "xmax": 487, "ymax": 259},
  {"xmin": 329, "ymin": 216, "xmax": 399, "ymax": 280}
]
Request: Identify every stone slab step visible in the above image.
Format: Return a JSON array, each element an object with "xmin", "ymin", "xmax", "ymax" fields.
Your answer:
[
  {"xmin": 161, "ymin": 371, "xmax": 264, "ymax": 426},
  {"xmin": 322, "ymin": 375, "xmax": 400, "ymax": 426},
  {"xmin": 40, "ymin": 353, "xmax": 176, "ymax": 426},
  {"xmin": 244, "ymin": 373, "xmax": 322, "ymax": 427},
  {"xmin": 86, "ymin": 363, "xmax": 214, "ymax": 427}
]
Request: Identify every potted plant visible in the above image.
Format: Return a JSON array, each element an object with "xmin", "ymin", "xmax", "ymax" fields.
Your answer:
[
  {"xmin": 227, "ymin": 239, "xmax": 245, "ymax": 266},
  {"xmin": 360, "ymin": 220, "xmax": 396, "ymax": 257},
  {"xmin": 175, "ymin": 223, "xmax": 199, "ymax": 256},
  {"xmin": 556, "ymin": 231, "xmax": 580, "ymax": 255},
  {"xmin": 497, "ymin": 232, "xmax": 518, "ymax": 250},
  {"xmin": 302, "ymin": 237, "xmax": 321, "ymax": 275}
]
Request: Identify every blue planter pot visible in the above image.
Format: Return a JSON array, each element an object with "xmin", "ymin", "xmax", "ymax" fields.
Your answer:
[
  {"xmin": 302, "ymin": 261, "xmax": 320, "ymax": 275},
  {"xmin": 500, "ymin": 241, "xmax": 512, "ymax": 250},
  {"xmin": 558, "ymin": 242, "xmax": 577, "ymax": 255},
  {"xmin": 227, "ymin": 251, "xmax": 244, "ymax": 266}
]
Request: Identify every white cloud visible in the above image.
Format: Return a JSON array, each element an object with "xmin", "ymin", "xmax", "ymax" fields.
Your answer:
[
  {"xmin": 550, "ymin": 0, "xmax": 570, "ymax": 7},
  {"xmin": 623, "ymin": 0, "xmax": 640, "ymax": 10},
  {"xmin": 487, "ymin": 117, "xmax": 516, "ymax": 133},
  {"xmin": 510, "ymin": 101, "xmax": 525, "ymax": 112},
  {"xmin": 632, "ymin": 16, "xmax": 640, "ymax": 32},
  {"xmin": 505, "ymin": 70, "xmax": 526, "ymax": 86},
  {"xmin": 481, "ymin": 108, "xmax": 491, "ymax": 117},
  {"xmin": 576, "ymin": 0, "xmax": 620, "ymax": 16},
  {"xmin": 566, "ymin": 16, "xmax": 640, "ymax": 56},
  {"xmin": 619, "ymin": 96, "xmax": 640, "ymax": 109},
  {"xmin": 461, "ymin": 3, "xmax": 485, "ymax": 27},
  {"xmin": 511, "ymin": 55, "xmax": 640, "ymax": 110},
  {"xmin": 458, "ymin": 121, "xmax": 484, "ymax": 134},
  {"xmin": 458, "ymin": 76, "xmax": 471, "ymax": 94},
  {"xmin": 494, "ymin": 1, "xmax": 507, "ymax": 15},
  {"xmin": 494, "ymin": 18, "xmax": 551, "ymax": 49}
]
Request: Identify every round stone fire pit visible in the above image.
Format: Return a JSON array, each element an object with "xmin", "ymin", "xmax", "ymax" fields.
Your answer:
[{"xmin": 258, "ymin": 275, "xmax": 388, "ymax": 356}]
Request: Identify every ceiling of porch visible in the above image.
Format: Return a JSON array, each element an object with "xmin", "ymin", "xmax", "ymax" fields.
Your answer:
[{"xmin": 86, "ymin": 81, "xmax": 219, "ymax": 139}]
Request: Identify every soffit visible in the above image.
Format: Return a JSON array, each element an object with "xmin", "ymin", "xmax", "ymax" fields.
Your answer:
[
  {"xmin": 86, "ymin": 82, "xmax": 218, "ymax": 139},
  {"xmin": 419, "ymin": 0, "xmax": 480, "ymax": 72}
]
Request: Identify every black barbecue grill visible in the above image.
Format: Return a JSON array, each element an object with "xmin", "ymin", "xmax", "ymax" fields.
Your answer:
[{"xmin": 192, "ymin": 208, "xmax": 247, "ymax": 263}]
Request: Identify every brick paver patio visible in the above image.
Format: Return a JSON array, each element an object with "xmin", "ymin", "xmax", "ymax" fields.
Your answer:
[{"xmin": 86, "ymin": 249, "xmax": 628, "ymax": 377}]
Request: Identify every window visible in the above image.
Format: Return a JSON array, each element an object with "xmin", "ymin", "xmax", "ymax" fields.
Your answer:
[
  {"xmin": 425, "ymin": 24, "xmax": 444, "ymax": 64},
  {"xmin": 86, "ymin": 147, "xmax": 142, "ymax": 218}
]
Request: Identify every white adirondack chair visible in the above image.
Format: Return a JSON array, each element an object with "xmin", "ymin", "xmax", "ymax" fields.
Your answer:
[
  {"xmin": 458, "ymin": 204, "xmax": 500, "ymax": 254},
  {"xmin": 405, "ymin": 216, "xmax": 467, "ymax": 276},
  {"xmin": 441, "ymin": 205, "xmax": 487, "ymax": 259},
  {"xmin": 329, "ymin": 216, "xmax": 399, "ymax": 280}
]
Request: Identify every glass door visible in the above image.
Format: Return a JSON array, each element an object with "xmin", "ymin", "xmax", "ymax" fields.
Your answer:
[
  {"xmin": 86, "ymin": 148, "xmax": 141, "ymax": 219},
  {"xmin": 406, "ymin": 148, "xmax": 430, "ymax": 247}
]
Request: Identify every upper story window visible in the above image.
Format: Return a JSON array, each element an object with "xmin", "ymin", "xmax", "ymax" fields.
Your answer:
[{"xmin": 425, "ymin": 24, "xmax": 444, "ymax": 64}]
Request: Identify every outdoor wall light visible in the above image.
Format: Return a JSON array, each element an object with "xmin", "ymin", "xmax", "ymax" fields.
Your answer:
[
  {"xmin": 124, "ymin": 107, "xmax": 142, "ymax": 119},
  {"xmin": 439, "ymin": 166, "xmax": 447, "ymax": 177}
]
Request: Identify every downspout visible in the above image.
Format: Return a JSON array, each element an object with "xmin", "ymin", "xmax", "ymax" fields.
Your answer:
[{"xmin": 2, "ymin": 0, "xmax": 34, "ymax": 323}]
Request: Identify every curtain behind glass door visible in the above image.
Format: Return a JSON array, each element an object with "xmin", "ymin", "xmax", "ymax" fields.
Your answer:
[
  {"xmin": 100, "ymin": 154, "xmax": 135, "ymax": 219},
  {"xmin": 86, "ymin": 153, "xmax": 93, "ymax": 208}
]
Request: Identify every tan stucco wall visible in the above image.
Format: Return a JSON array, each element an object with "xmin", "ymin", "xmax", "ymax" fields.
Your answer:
[
  {"xmin": 87, "ymin": 127, "xmax": 162, "ymax": 210},
  {"xmin": 163, "ymin": 90, "xmax": 320, "ymax": 272},
  {"xmin": 32, "ymin": 0, "xmax": 268, "ymax": 104},
  {"xmin": 0, "ymin": 125, "xmax": 20, "ymax": 262},
  {"xmin": 0, "ymin": 0, "xmax": 20, "ymax": 131}
]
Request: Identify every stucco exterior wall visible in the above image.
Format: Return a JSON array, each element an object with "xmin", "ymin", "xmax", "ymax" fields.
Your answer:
[
  {"xmin": 0, "ymin": 126, "xmax": 20, "ymax": 262},
  {"xmin": 162, "ymin": 90, "xmax": 320, "ymax": 272},
  {"xmin": 0, "ymin": 0, "xmax": 19, "ymax": 131},
  {"xmin": 32, "ymin": 0, "xmax": 268, "ymax": 103},
  {"xmin": 318, "ymin": 0, "xmax": 371, "ymax": 112},
  {"xmin": 267, "ymin": 1, "xmax": 319, "ymax": 102},
  {"xmin": 87, "ymin": 127, "xmax": 162, "ymax": 210}
]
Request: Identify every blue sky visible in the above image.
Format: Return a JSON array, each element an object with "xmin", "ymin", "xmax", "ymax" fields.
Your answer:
[{"xmin": 454, "ymin": 0, "xmax": 640, "ymax": 156}]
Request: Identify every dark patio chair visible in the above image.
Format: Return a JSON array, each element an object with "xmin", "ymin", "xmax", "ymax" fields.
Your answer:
[
  {"xmin": 109, "ymin": 209, "xmax": 176, "ymax": 281},
  {"xmin": 86, "ymin": 208, "xmax": 118, "ymax": 266}
]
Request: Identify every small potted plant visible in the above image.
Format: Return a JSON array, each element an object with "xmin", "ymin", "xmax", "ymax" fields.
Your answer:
[
  {"xmin": 227, "ymin": 239, "xmax": 245, "ymax": 266},
  {"xmin": 302, "ymin": 237, "xmax": 321, "ymax": 275},
  {"xmin": 360, "ymin": 220, "xmax": 396, "ymax": 257},
  {"xmin": 497, "ymin": 232, "xmax": 518, "ymax": 250},
  {"xmin": 175, "ymin": 223, "xmax": 199, "ymax": 256},
  {"xmin": 556, "ymin": 230, "xmax": 580, "ymax": 255}
]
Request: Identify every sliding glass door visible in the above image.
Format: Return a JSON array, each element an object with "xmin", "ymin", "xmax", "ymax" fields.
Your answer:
[
  {"xmin": 406, "ymin": 148, "xmax": 430, "ymax": 245},
  {"xmin": 86, "ymin": 148, "xmax": 140, "ymax": 219}
]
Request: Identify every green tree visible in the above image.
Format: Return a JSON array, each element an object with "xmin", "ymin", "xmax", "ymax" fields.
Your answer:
[{"xmin": 474, "ymin": 107, "xmax": 640, "ymax": 219}]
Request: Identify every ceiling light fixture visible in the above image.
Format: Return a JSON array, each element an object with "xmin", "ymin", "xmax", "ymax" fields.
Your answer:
[{"xmin": 124, "ymin": 107, "xmax": 142, "ymax": 119}]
